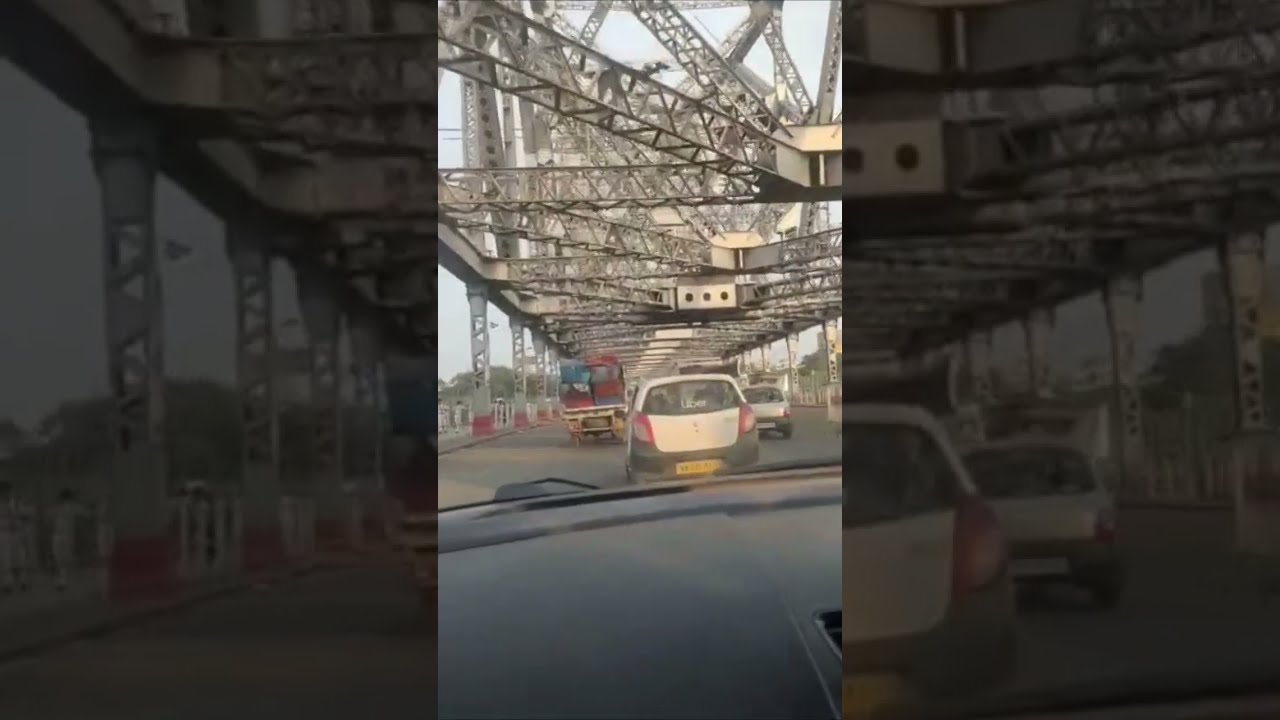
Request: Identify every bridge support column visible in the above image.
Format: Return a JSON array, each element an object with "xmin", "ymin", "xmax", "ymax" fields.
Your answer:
[
  {"xmin": 344, "ymin": 0, "xmax": 373, "ymax": 33},
  {"xmin": 1215, "ymin": 233, "xmax": 1280, "ymax": 566},
  {"xmin": 1021, "ymin": 308, "xmax": 1055, "ymax": 397},
  {"xmin": 786, "ymin": 332, "xmax": 800, "ymax": 403},
  {"xmin": 964, "ymin": 331, "xmax": 995, "ymax": 405},
  {"xmin": 1103, "ymin": 273, "xmax": 1146, "ymax": 495},
  {"xmin": 290, "ymin": 0, "xmax": 365, "ymax": 34},
  {"xmin": 226, "ymin": 0, "xmax": 290, "ymax": 37},
  {"xmin": 382, "ymin": 351, "xmax": 434, "ymax": 608},
  {"xmin": 962, "ymin": 331, "xmax": 995, "ymax": 443},
  {"xmin": 298, "ymin": 273, "xmax": 344, "ymax": 552},
  {"xmin": 91, "ymin": 118, "xmax": 174, "ymax": 601},
  {"xmin": 227, "ymin": 225, "xmax": 284, "ymax": 572},
  {"xmin": 511, "ymin": 319, "xmax": 530, "ymax": 428},
  {"xmin": 466, "ymin": 284, "xmax": 495, "ymax": 435},
  {"xmin": 548, "ymin": 347, "xmax": 561, "ymax": 418},
  {"xmin": 384, "ymin": 352, "xmax": 432, "ymax": 510},
  {"xmin": 532, "ymin": 335, "xmax": 550, "ymax": 422},
  {"xmin": 822, "ymin": 320, "xmax": 840, "ymax": 384},
  {"xmin": 350, "ymin": 323, "xmax": 384, "ymax": 549},
  {"xmin": 1219, "ymin": 234, "xmax": 1268, "ymax": 432}
]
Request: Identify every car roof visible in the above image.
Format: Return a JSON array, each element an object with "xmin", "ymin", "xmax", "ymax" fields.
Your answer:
[
  {"xmin": 438, "ymin": 475, "xmax": 841, "ymax": 719},
  {"xmin": 639, "ymin": 373, "xmax": 740, "ymax": 390}
]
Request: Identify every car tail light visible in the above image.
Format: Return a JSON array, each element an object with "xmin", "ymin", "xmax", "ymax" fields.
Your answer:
[
  {"xmin": 738, "ymin": 404, "xmax": 756, "ymax": 435},
  {"xmin": 951, "ymin": 496, "xmax": 1007, "ymax": 601},
  {"xmin": 632, "ymin": 413, "xmax": 655, "ymax": 444},
  {"xmin": 1094, "ymin": 507, "xmax": 1116, "ymax": 543}
]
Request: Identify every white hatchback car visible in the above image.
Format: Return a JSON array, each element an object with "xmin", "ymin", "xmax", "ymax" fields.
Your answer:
[
  {"xmin": 742, "ymin": 385, "xmax": 792, "ymax": 438},
  {"xmin": 625, "ymin": 374, "xmax": 760, "ymax": 483},
  {"xmin": 844, "ymin": 405, "xmax": 1017, "ymax": 707},
  {"xmin": 963, "ymin": 436, "xmax": 1123, "ymax": 608}
]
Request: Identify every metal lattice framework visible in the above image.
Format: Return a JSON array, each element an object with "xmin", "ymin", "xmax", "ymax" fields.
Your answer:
[
  {"xmin": 439, "ymin": 0, "xmax": 843, "ymax": 376},
  {"xmin": 839, "ymin": 0, "xmax": 1280, "ymax": 360},
  {"xmin": 38, "ymin": 0, "xmax": 1280, "ymax": 386}
]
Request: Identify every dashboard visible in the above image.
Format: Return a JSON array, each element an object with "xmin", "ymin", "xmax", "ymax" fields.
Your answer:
[{"xmin": 437, "ymin": 472, "xmax": 842, "ymax": 719}]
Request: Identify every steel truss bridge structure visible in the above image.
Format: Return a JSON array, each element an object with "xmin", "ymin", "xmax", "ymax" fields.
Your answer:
[
  {"xmin": 848, "ymin": 0, "xmax": 1280, "ymax": 523},
  {"xmin": 438, "ymin": 0, "xmax": 845, "ymax": 415},
  {"xmin": 7, "ymin": 0, "xmax": 1280, "ymax": 594},
  {"xmin": 0, "ymin": 0, "xmax": 841, "ymax": 596}
]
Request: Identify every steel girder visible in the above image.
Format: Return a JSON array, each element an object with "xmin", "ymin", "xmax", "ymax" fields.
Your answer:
[
  {"xmin": 438, "ymin": 165, "xmax": 759, "ymax": 211},
  {"xmin": 559, "ymin": 0, "xmax": 748, "ymax": 10},
  {"xmin": 432, "ymin": 0, "xmax": 843, "ymax": 366},
  {"xmin": 625, "ymin": 0, "xmax": 790, "ymax": 136},
  {"xmin": 95, "ymin": 0, "xmax": 845, "ymax": 363},
  {"xmin": 848, "ymin": 0, "xmax": 1279, "ymax": 89},
  {"xmin": 77, "ymin": 0, "xmax": 843, "ymax": 360},
  {"xmin": 438, "ymin": 0, "xmax": 786, "ymax": 179},
  {"xmin": 841, "ymin": 4, "xmax": 1280, "ymax": 355}
]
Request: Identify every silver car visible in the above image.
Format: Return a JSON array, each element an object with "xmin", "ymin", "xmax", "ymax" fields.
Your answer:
[
  {"xmin": 963, "ymin": 437, "xmax": 1123, "ymax": 609},
  {"xmin": 742, "ymin": 385, "xmax": 792, "ymax": 438}
]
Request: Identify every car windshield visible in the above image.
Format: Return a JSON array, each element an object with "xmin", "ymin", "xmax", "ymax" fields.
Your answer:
[
  {"xmin": 965, "ymin": 446, "xmax": 1096, "ymax": 498},
  {"xmin": 743, "ymin": 387, "xmax": 785, "ymax": 403},
  {"xmin": 641, "ymin": 380, "xmax": 741, "ymax": 416}
]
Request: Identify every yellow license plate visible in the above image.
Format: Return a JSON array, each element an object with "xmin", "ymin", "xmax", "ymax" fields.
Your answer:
[{"xmin": 675, "ymin": 460, "xmax": 723, "ymax": 476}]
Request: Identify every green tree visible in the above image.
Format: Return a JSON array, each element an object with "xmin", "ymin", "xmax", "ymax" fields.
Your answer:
[
  {"xmin": 1143, "ymin": 325, "xmax": 1280, "ymax": 418},
  {"xmin": 441, "ymin": 366, "xmax": 557, "ymax": 402},
  {"xmin": 1, "ymin": 380, "xmax": 377, "ymax": 486},
  {"xmin": 0, "ymin": 418, "xmax": 28, "ymax": 457},
  {"xmin": 164, "ymin": 378, "xmax": 241, "ymax": 481}
]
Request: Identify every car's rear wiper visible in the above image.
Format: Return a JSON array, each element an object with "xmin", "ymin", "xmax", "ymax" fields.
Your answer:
[{"xmin": 492, "ymin": 477, "xmax": 601, "ymax": 502}]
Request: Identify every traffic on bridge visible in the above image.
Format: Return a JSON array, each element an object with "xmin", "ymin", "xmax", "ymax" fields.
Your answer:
[{"xmin": 1, "ymin": 0, "xmax": 1280, "ymax": 719}]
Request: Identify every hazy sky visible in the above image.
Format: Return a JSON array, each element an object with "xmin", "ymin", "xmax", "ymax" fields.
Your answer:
[{"xmin": 0, "ymin": 4, "xmax": 1262, "ymax": 426}]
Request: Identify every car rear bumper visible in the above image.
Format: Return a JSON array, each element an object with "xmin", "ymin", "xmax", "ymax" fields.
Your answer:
[
  {"xmin": 846, "ymin": 573, "xmax": 1017, "ymax": 702},
  {"xmin": 628, "ymin": 433, "xmax": 760, "ymax": 478},
  {"xmin": 1009, "ymin": 538, "xmax": 1121, "ymax": 585},
  {"xmin": 565, "ymin": 408, "xmax": 626, "ymax": 433},
  {"xmin": 755, "ymin": 417, "xmax": 791, "ymax": 433}
]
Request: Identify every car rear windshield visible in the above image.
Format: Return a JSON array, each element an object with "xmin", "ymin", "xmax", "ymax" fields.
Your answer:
[
  {"xmin": 641, "ymin": 380, "xmax": 741, "ymax": 416},
  {"xmin": 964, "ymin": 446, "xmax": 1096, "ymax": 498},
  {"xmin": 843, "ymin": 422, "xmax": 958, "ymax": 526},
  {"xmin": 743, "ymin": 387, "xmax": 784, "ymax": 403}
]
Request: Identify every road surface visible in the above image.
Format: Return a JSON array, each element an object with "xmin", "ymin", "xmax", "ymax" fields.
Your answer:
[
  {"xmin": 1000, "ymin": 506, "xmax": 1280, "ymax": 697},
  {"xmin": 0, "ymin": 561, "xmax": 431, "ymax": 719},
  {"xmin": 439, "ymin": 406, "xmax": 841, "ymax": 508},
  {"xmin": 440, "ymin": 410, "xmax": 1280, "ymax": 709},
  {"xmin": 6, "ymin": 412, "xmax": 1280, "ymax": 717}
]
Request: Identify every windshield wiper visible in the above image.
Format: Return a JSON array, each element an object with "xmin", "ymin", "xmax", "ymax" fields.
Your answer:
[{"xmin": 492, "ymin": 477, "xmax": 601, "ymax": 502}]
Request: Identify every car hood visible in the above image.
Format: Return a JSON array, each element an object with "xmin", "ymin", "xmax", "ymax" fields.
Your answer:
[{"xmin": 438, "ymin": 477, "xmax": 842, "ymax": 719}]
